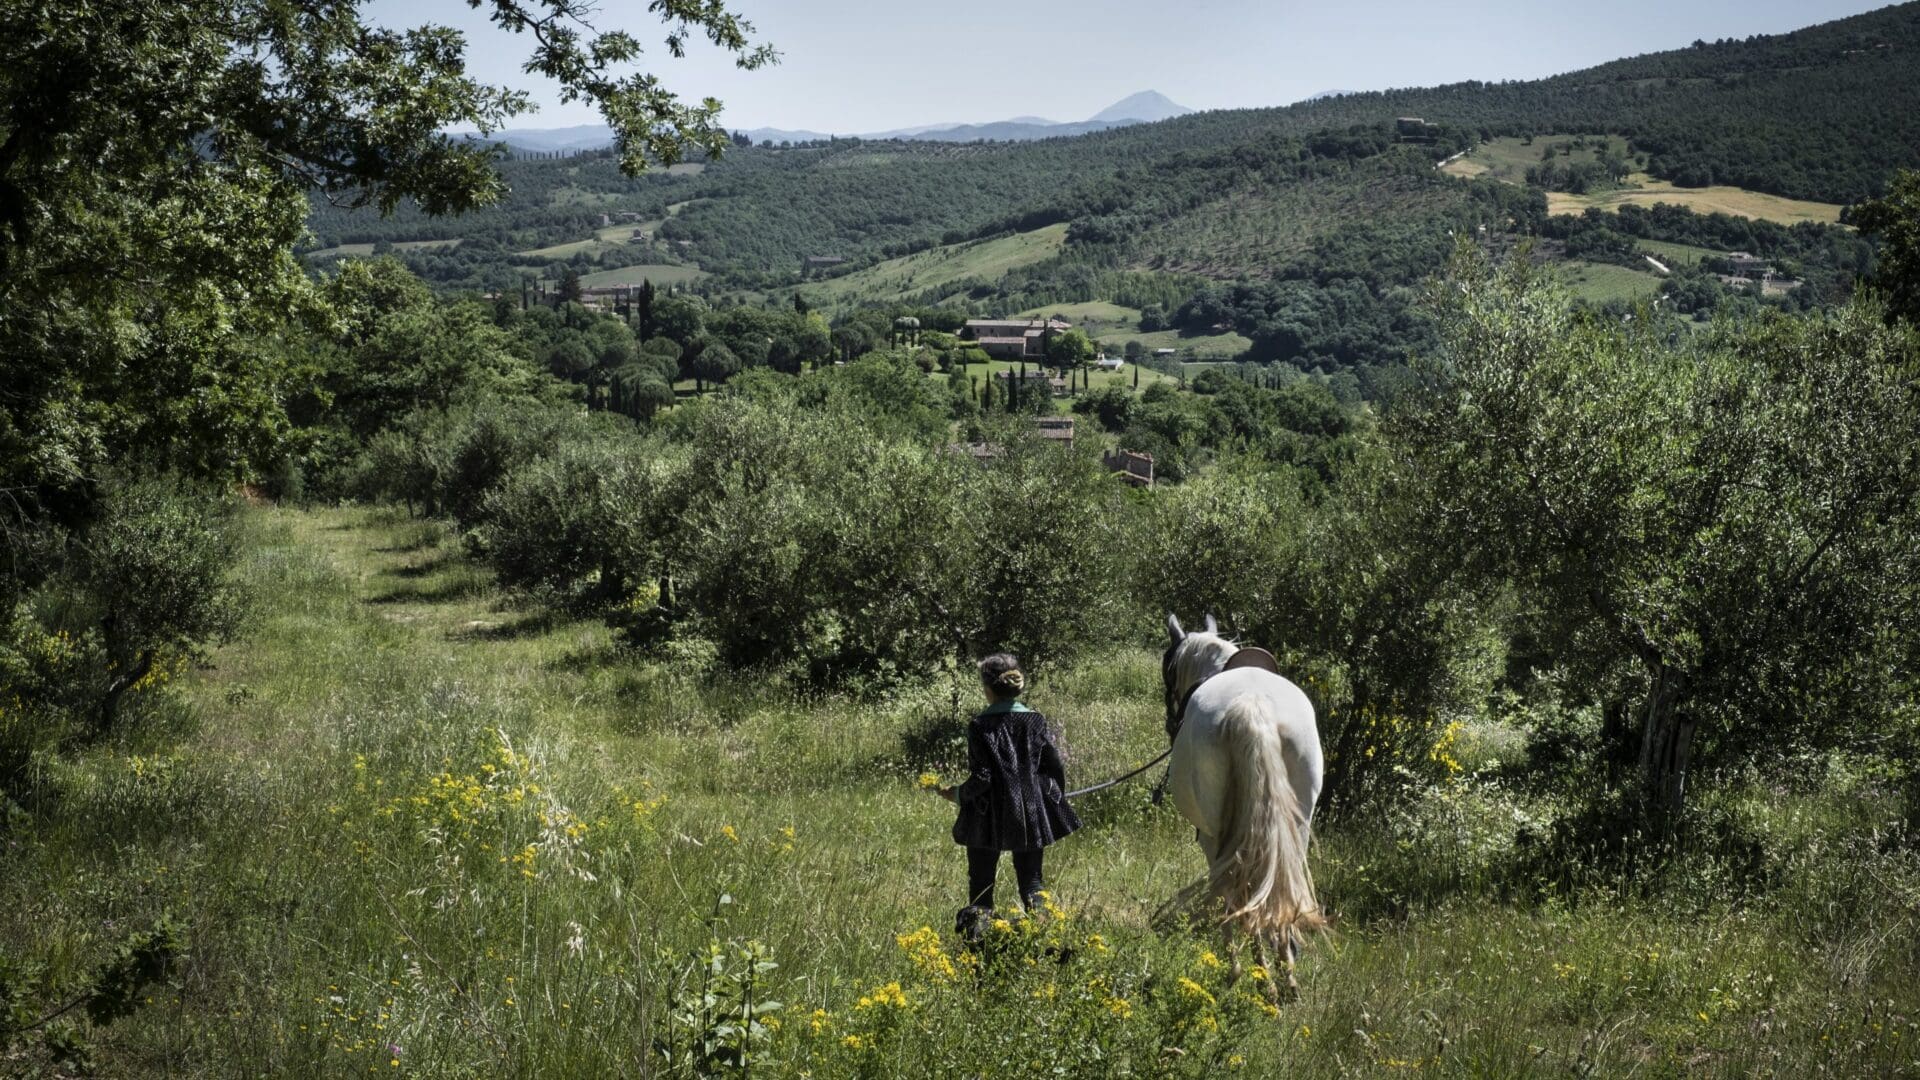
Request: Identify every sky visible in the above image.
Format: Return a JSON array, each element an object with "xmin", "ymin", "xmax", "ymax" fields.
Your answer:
[{"xmin": 366, "ymin": 0, "xmax": 1897, "ymax": 134}]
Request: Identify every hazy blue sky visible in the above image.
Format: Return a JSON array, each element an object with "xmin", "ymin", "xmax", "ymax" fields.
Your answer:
[{"xmin": 368, "ymin": 0, "xmax": 1895, "ymax": 133}]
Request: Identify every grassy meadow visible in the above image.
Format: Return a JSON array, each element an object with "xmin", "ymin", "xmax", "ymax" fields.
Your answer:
[
  {"xmin": 576, "ymin": 264, "xmax": 708, "ymax": 289},
  {"xmin": 798, "ymin": 225, "xmax": 1070, "ymax": 307},
  {"xmin": 307, "ymin": 240, "xmax": 465, "ymax": 260},
  {"xmin": 1561, "ymin": 260, "xmax": 1667, "ymax": 306},
  {"xmin": 5, "ymin": 504, "xmax": 1916, "ymax": 1076},
  {"xmin": 1636, "ymin": 238, "xmax": 1726, "ymax": 268},
  {"xmin": 1444, "ymin": 136, "xmax": 1844, "ymax": 226},
  {"xmin": 1007, "ymin": 301, "xmax": 1253, "ymax": 361},
  {"xmin": 1545, "ymin": 174, "xmax": 1842, "ymax": 226},
  {"xmin": 1441, "ymin": 136, "xmax": 1630, "ymax": 186}
]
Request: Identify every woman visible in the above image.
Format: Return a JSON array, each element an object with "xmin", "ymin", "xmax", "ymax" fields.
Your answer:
[{"xmin": 937, "ymin": 653, "xmax": 1082, "ymax": 937}]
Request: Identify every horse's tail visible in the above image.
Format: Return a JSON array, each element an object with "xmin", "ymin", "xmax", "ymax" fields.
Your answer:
[{"xmin": 1208, "ymin": 694, "xmax": 1325, "ymax": 940}]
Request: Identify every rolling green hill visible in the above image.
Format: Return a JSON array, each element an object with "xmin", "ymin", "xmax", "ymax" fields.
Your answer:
[
  {"xmin": 799, "ymin": 225, "xmax": 1070, "ymax": 305},
  {"xmin": 297, "ymin": 3, "xmax": 1907, "ymax": 384},
  {"xmin": 307, "ymin": 2, "xmax": 1920, "ymax": 291}
]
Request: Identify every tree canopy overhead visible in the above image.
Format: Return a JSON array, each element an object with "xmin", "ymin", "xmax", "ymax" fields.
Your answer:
[{"xmin": 0, "ymin": 0, "xmax": 768, "ymax": 549}]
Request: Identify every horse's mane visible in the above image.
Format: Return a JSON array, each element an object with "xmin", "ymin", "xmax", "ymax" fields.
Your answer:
[{"xmin": 1172, "ymin": 632, "xmax": 1238, "ymax": 699}]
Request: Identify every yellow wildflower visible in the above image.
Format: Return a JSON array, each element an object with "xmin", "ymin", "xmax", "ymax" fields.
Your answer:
[
  {"xmin": 1106, "ymin": 997, "xmax": 1134, "ymax": 1020},
  {"xmin": 896, "ymin": 926, "xmax": 959, "ymax": 982},
  {"xmin": 1176, "ymin": 977, "xmax": 1215, "ymax": 1006},
  {"xmin": 917, "ymin": 772, "xmax": 941, "ymax": 789},
  {"xmin": 1199, "ymin": 950, "xmax": 1224, "ymax": 970},
  {"xmin": 721, "ymin": 824, "xmax": 739, "ymax": 843},
  {"xmin": 856, "ymin": 982, "xmax": 908, "ymax": 1010}
]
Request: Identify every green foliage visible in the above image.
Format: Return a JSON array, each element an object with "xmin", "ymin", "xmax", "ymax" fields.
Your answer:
[
  {"xmin": 1, "ymin": 918, "xmax": 183, "ymax": 1072},
  {"xmin": 1853, "ymin": 168, "xmax": 1920, "ymax": 325},
  {"xmin": 1, "ymin": 479, "xmax": 243, "ymax": 773},
  {"xmin": 654, "ymin": 915, "xmax": 783, "ymax": 1076},
  {"xmin": 477, "ymin": 434, "xmax": 682, "ymax": 612},
  {"xmin": 315, "ymin": 260, "xmax": 545, "ymax": 441},
  {"xmin": 690, "ymin": 340, "xmax": 742, "ymax": 386},
  {"xmin": 1135, "ymin": 465, "xmax": 1306, "ymax": 635},
  {"xmin": 1397, "ymin": 246, "xmax": 1920, "ymax": 827},
  {"xmin": 1046, "ymin": 328, "xmax": 1095, "ymax": 371},
  {"xmin": 10, "ymin": 505, "xmax": 1920, "ymax": 1075}
]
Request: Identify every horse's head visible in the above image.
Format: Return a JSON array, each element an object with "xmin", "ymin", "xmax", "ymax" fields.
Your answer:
[{"xmin": 1161, "ymin": 612, "xmax": 1236, "ymax": 738}]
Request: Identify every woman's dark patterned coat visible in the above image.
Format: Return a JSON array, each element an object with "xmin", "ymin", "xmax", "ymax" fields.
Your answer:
[{"xmin": 952, "ymin": 707, "xmax": 1082, "ymax": 851}]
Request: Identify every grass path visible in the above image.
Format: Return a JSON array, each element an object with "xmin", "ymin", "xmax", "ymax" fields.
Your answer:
[{"xmin": 4, "ymin": 506, "xmax": 1916, "ymax": 1075}]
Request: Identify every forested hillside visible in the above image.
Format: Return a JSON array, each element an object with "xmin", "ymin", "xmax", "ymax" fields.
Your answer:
[{"xmin": 313, "ymin": 1, "xmax": 1920, "ymax": 294}]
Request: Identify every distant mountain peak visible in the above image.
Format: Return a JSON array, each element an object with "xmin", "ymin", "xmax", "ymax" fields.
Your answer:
[{"xmin": 1088, "ymin": 90, "xmax": 1193, "ymax": 124}]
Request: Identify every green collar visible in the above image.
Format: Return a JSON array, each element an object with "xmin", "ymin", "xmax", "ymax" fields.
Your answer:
[{"xmin": 980, "ymin": 700, "xmax": 1033, "ymax": 715}]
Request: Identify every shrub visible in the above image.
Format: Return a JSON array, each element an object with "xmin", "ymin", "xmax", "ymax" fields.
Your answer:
[{"xmin": 1, "ymin": 477, "xmax": 241, "ymax": 789}]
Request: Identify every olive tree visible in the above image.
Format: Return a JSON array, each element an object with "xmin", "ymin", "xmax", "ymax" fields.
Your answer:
[
  {"xmin": 1851, "ymin": 168, "xmax": 1920, "ymax": 325},
  {"xmin": 1, "ymin": 0, "xmax": 769, "ymax": 539},
  {"xmin": 1397, "ymin": 249, "xmax": 1920, "ymax": 831}
]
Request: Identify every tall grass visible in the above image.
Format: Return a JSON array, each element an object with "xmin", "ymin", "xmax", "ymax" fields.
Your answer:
[{"xmin": 2, "ymin": 505, "xmax": 1915, "ymax": 1075}]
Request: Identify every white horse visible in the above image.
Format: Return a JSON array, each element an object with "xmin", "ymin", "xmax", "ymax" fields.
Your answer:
[{"xmin": 1162, "ymin": 613, "xmax": 1325, "ymax": 991}]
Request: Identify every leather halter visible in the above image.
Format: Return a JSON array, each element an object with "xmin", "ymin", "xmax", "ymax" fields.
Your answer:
[{"xmin": 1165, "ymin": 646, "xmax": 1282, "ymax": 740}]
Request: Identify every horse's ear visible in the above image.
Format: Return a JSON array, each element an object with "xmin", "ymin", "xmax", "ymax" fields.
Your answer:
[
  {"xmin": 1203, "ymin": 613, "xmax": 1218, "ymax": 635},
  {"xmin": 1166, "ymin": 613, "xmax": 1185, "ymax": 644}
]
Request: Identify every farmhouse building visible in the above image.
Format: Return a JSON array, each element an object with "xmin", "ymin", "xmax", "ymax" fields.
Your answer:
[
  {"xmin": 960, "ymin": 317, "xmax": 1071, "ymax": 360},
  {"xmin": 1395, "ymin": 116, "xmax": 1438, "ymax": 139},
  {"xmin": 1034, "ymin": 417, "xmax": 1075, "ymax": 447},
  {"xmin": 1103, "ymin": 449, "xmax": 1155, "ymax": 488}
]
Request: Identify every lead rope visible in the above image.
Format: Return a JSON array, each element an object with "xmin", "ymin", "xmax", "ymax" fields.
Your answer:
[{"xmin": 1063, "ymin": 748, "xmax": 1172, "ymax": 800}]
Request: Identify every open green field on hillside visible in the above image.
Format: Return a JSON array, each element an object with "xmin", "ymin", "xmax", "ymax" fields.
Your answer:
[
  {"xmin": 576, "ymin": 263, "xmax": 707, "ymax": 288},
  {"xmin": 6, "ymin": 505, "xmax": 1915, "ymax": 1075},
  {"xmin": 516, "ymin": 210, "xmax": 682, "ymax": 261},
  {"xmin": 1637, "ymin": 238, "xmax": 1725, "ymax": 267},
  {"xmin": 1442, "ymin": 135, "xmax": 1630, "ymax": 185},
  {"xmin": 1099, "ymin": 326, "xmax": 1253, "ymax": 359},
  {"xmin": 305, "ymin": 239, "xmax": 464, "ymax": 259},
  {"xmin": 799, "ymin": 225, "xmax": 1070, "ymax": 306},
  {"xmin": 518, "ymin": 237, "xmax": 604, "ymax": 259},
  {"xmin": 1015, "ymin": 301, "xmax": 1141, "ymax": 337},
  {"xmin": 1448, "ymin": 137, "xmax": 1844, "ymax": 226},
  {"xmin": 1561, "ymin": 260, "xmax": 1666, "ymax": 305},
  {"xmin": 1007, "ymin": 301, "xmax": 1251, "ymax": 361},
  {"xmin": 1548, "ymin": 172, "xmax": 1843, "ymax": 225},
  {"xmin": 1131, "ymin": 167, "xmax": 1461, "ymax": 281}
]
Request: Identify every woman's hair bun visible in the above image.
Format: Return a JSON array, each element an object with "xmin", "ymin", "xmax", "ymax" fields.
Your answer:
[{"xmin": 978, "ymin": 652, "xmax": 1026, "ymax": 696}]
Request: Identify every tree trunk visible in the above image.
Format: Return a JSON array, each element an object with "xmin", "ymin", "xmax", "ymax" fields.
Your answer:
[
  {"xmin": 1318, "ymin": 675, "xmax": 1370, "ymax": 815},
  {"xmin": 1636, "ymin": 665, "xmax": 1695, "ymax": 828},
  {"xmin": 99, "ymin": 648, "xmax": 157, "ymax": 733},
  {"xmin": 1600, "ymin": 698, "xmax": 1635, "ymax": 789}
]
